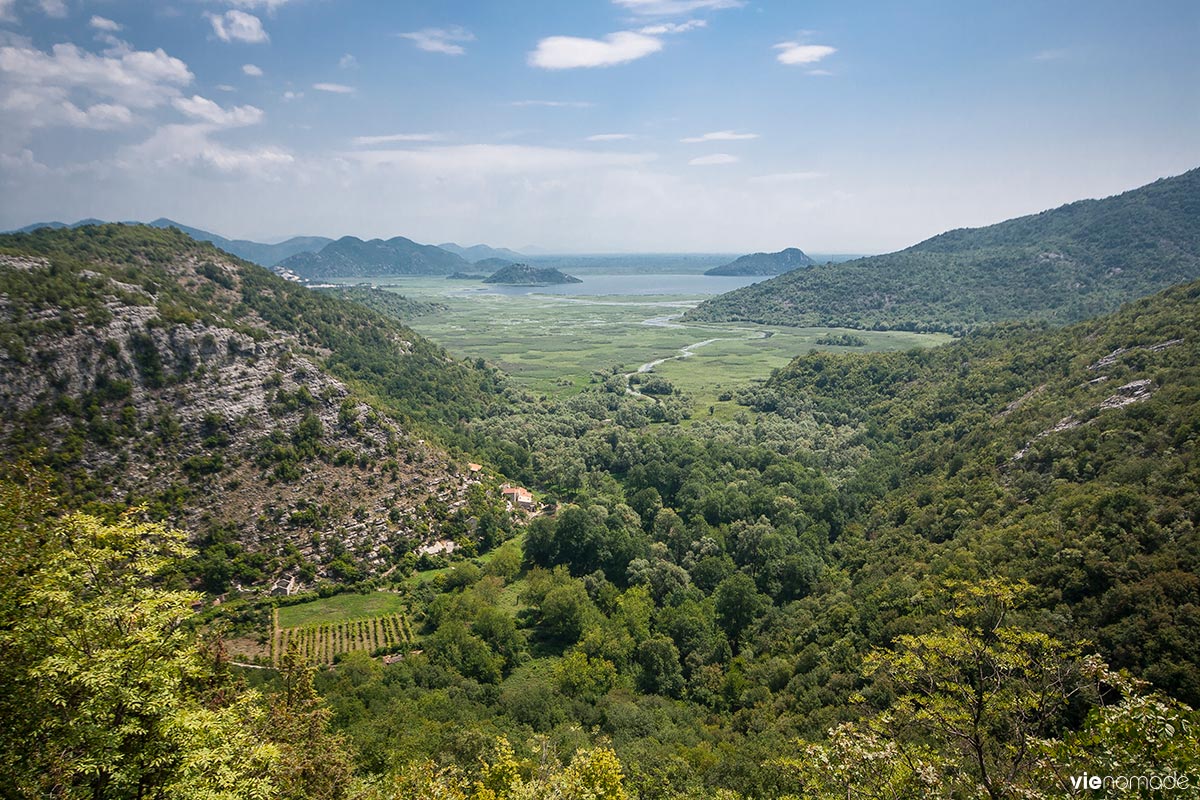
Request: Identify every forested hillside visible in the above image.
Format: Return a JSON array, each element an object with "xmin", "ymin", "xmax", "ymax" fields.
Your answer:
[
  {"xmin": 281, "ymin": 235, "xmax": 471, "ymax": 278},
  {"xmin": 704, "ymin": 247, "xmax": 815, "ymax": 276},
  {"xmin": 689, "ymin": 168, "xmax": 1200, "ymax": 333},
  {"xmin": 2, "ymin": 225, "xmax": 1197, "ymax": 799}
]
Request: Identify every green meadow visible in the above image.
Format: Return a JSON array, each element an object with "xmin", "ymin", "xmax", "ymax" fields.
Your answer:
[
  {"xmin": 276, "ymin": 591, "xmax": 408, "ymax": 628},
  {"xmin": 349, "ymin": 276, "xmax": 952, "ymax": 411}
]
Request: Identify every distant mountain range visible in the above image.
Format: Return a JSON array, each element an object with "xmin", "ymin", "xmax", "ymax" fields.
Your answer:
[
  {"xmin": 280, "ymin": 235, "xmax": 471, "ymax": 278},
  {"xmin": 438, "ymin": 243, "xmax": 526, "ymax": 263},
  {"xmin": 704, "ymin": 247, "xmax": 815, "ymax": 276},
  {"xmin": 688, "ymin": 168, "xmax": 1200, "ymax": 334},
  {"xmin": 10, "ymin": 218, "xmax": 333, "ymax": 267},
  {"xmin": 482, "ymin": 263, "xmax": 581, "ymax": 285}
]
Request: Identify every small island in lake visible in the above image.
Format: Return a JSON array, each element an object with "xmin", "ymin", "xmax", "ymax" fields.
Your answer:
[
  {"xmin": 446, "ymin": 272, "xmax": 489, "ymax": 280},
  {"xmin": 483, "ymin": 263, "xmax": 583, "ymax": 285}
]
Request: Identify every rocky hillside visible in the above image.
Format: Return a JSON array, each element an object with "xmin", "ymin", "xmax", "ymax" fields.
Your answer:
[{"xmin": 0, "ymin": 225, "xmax": 504, "ymax": 594}]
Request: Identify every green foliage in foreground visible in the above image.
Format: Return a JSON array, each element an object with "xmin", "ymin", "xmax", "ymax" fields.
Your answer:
[
  {"xmin": 688, "ymin": 166, "xmax": 1200, "ymax": 333},
  {"xmin": 0, "ymin": 470, "xmax": 286, "ymax": 799}
]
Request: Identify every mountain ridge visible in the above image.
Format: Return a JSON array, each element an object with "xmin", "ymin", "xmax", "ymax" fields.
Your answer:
[
  {"xmin": 704, "ymin": 247, "xmax": 816, "ymax": 276},
  {"xmin": 8, "ymin": 218, "xmax": 333, "ymax": 267},
  {"xmin": 687, "ymin": 168, "xmax": 1200, "ymax": 334},
  {"xmin": 438, "ymin": 242, "xmax": 525, "ymax": 263},
  {"xmin": 280, "ymin": 235, "xmax": 471, "ymax": 278}
]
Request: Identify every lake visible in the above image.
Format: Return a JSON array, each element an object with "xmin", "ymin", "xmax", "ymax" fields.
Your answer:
[{"xmin": 445, "ymin": 273, "xmax": 769, "ymax": 297}]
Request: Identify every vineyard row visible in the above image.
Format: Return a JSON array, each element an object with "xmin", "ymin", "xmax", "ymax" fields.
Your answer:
[{"xmin": 272, "ymin": 613, "xmax": 414, "ymax": 666}]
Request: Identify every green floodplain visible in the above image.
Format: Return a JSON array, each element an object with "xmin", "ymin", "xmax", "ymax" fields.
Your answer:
[{"xmin": 326, "ymin": 275, "xmax": 951, "ymax": 416}]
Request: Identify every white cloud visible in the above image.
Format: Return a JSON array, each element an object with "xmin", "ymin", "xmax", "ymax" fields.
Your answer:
[
  {"xmin": 89, "ymin": 16, "xmax": 122, "ymax": 32},
  {"xmin": 312, "ymin": 82, "xmax": 354, "ymax": 94},
  {"xmin": 173, "ymin": 94, "xmax": 264, "ymax": 127},
  {"xmin": 282, "ymin": 90, "xmax": 302, "ymax": 101},
  {"xmin": 338, "ymin": 53, "xmax": 357, "ymax": 69},
  {"xmin": 222, "ymin": 0, "xmax": 294, "ymax": 10},
  {"xmin": 398, "ymin": 27, "xmax": 474, "ymax": 56},
  {"xmin": 216, "ymin": 84, "xmax": 236, "ymax": 92},
  {"xmin": 689, "ymin": 153, "xmax": 738, "ymax": 166},
  {"xmin": 806, "ymin": 69, "xmax": 833, "ymax": 77},
  {"xmin": 242, "ymin": 63, "xmax": 262, "ymax": 76},
  {"xmin": 774, "ymin": 42, "xmax": 836, "ymax": 65},
  {"xmin": 123, "ymin": 122, "xmax": 293, "ymax": 176},
  {"xmin": 352, "ymin": 133, "xmax": 442, "ymax": 146},
  {"xmin": 510, "ymin": 99, "xmax": 594, "ymax": 108},
  {"xmin": 587, "ymin": 133, "xmax": 634, "ymax": 141},
  {"xmin": 681, "ymin": 130, "xmax": 758, "ymax": 143},
  {"xmin": 207, "ymin": 11, "xmax": 269, "ymax": 44},
  {"xmin": 529, "ymin": 31, "xmax": 662, "ymax": 69},
  {"xmin": 38, "ymin": 0, "xmax": 67, "ymax": 18},
  {"xmin": 0, "ymin": 40, "xmax": 193, "ymax": 145},
  {"xmin": 613, "ymin": 0, "xmax": 742, "ymax": 15},
  {"xmin": 341, "ymin": 143, "xmax": 656, "ymax": 175},
  {"xmin": 0, "ymin": 0, "xmax": 15, "ymax": 22},
  {"xmin": 639, "ymin": 20, "xmax": 706, "ymax": 34},
  {"xmin": 749, "ymin": 171, "xmax": 823, "ymax": 184}
]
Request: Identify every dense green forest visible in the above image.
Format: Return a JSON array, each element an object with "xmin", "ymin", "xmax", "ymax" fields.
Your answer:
[
  {"xmin": 2, "ymin": 226, "xmax": 1199, "ymax": 798},
  {"xmin": 688, "ymin": 168, "xmax": 1200, "ymax": 334}
]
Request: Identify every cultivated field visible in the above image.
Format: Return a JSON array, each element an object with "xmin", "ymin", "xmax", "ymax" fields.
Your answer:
[{"xmin": 273, "ymin": 592, "xmax": 414, "ymax": 666}]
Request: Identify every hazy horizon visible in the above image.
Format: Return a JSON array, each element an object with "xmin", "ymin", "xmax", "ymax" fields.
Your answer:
[{"xmin": 1, "ymin": 0, "xmax": 1197, "ymax": 252}]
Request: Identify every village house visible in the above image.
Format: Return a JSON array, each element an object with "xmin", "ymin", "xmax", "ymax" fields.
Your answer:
[{"xmin": 500, "ymin": 484, "xmax": 536, "ymax": 511}]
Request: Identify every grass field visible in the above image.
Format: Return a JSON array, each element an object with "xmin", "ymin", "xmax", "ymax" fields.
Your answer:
[
  {"xmin": 346, "ymin": 276, "xmax": 952, "ymax": 412},
  {"xmin": 276, "ymin": 591, "xmax": 409, "ymax": 628}
]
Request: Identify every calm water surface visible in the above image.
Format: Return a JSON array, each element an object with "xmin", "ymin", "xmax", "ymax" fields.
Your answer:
[{"xmin": 447, "ymin": 273, "xmax": 767, "ymax": 297}]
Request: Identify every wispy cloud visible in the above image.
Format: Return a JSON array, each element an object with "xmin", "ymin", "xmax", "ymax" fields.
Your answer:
[
  {"xmin": 89, "ymin": 16, "xmax": 122, "ymax": 32},
  {"xmin": 341, "ymin": 143, "xmax": 656, "ymax": 175},
  {"xmin": 38, "ymin": 0, "xmax": 67, "ymax": 18},
  {"xmin": 242, "ymin": 63, "xmax": 262, "ymax": 76},
  {"xmin": 681, "ymin": 130, "xmax": 758, "ymax": 143},
  {"xmin": 207, "ymin": 10, "xmax": 269, "ymax": 44},
  {"xmin": 639, "ymin": 19, "xmax": 706, "ymax": 34},
  {"xmin": 223, "ymin": 0, "xmax": 296, "ymax": 10},
  {"xmin": 173, "ymin": 95, "xmax": 264, "ymax": 127},
  {"xmin": 1032, "ymin": 48, "xmax": 1069, "ymax": 62},
  {"xmin": 689, "ymin": 153, "xmax": 738, "ymax": 166},
  {"xmin": 123, "ymin": 122, "xmax": 293, "ymax": 177},
  {"xmin": 339, "ymin": 53, "xmax": 358, "ymax": 69},
  {"xmin": 398, "ymin": 27, "xmax": 475, "ymax": 56},
  {"xmin": 613, "ymin": 0, "xmax": 742, "ymax": 16},
  {"xmin": 312, "ymin": 82, "xmax": 354, "ymax": 94},
  {"xmin": 529, "ymin": 31, "xmax": 662, "ymax": 69},
  {"xmin": 774, "ymin": 42, "xmax": 836, "ymax": 65},
  {"xmin": 352, "ymin": 133, "xmax": 442, "ymax": 146},
  {"xmin": 510, "ymin": 99, "xmax": 595, "ymax": 108},
  {"xmin": 749, "ymin": 171, "xmax": 823, "ymax": 184},
  {"xmin": 587, "ymin": 133, "xmax": 635, "ymax": 141}
]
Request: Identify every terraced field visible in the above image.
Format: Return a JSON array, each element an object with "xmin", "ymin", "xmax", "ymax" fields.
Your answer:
[{"xmin": 272, "ymin": 593, "xmax": 415, "ymax": 666}]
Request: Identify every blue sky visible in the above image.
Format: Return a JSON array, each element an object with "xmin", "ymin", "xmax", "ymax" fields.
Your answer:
[{"xmin": 1, "ymin": 0, "xmax": 1197, "ymax": 252}]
